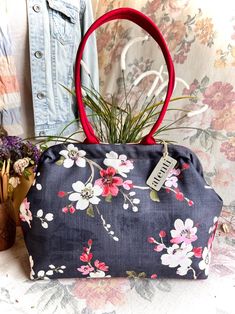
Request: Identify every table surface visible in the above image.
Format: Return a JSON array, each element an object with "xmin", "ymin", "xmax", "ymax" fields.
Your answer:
[{"xmin": 0, "ymin": 227, "xmax": 234, "ymax": 314}]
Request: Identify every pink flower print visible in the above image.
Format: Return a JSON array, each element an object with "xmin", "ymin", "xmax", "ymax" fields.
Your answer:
[
  {"xmin": 143, "ymin": 0, "xmax": 161, "ymax": 17},
  {"xmin": 69, "ymin": 206, "xmax": 76, "ymax": 214},
  {"xmin": 174, "ymin": 51, "xmax": 187, "ymax": 64},
  {"xmin": 77, "ymin": 265, "xmax": 94, "ymax": 275},
  {"xmin": 154, "ymin": 244, "xmax": 166, "ymax": 252},
  {"xmin": 202, "ymin": 82, "xmax": 235, "ymax": 110},
  {"xmin": 150, "ymin": 274, "xmax": 158, "ymax": 279},
  {"xmin": 148, "ymin": 237, "xmax": 156, "ymax": 244},
  {"xmin": 170, "ymin": 218, "xmax": 198, "ymax": 244},
  {"xmin": 220, "ymin": 138, "xmax": 235, "ymax": 161},
  {"xmin": 103, "ymin": 151, "xmax": 134, "ymax": 178},
  {"xmin": 87, "ymin": 239, "xmax": 93, "ymax": 246},
  {"xmin": 164, "ymin": 20, "xmax": 186, "ymax": 51},
  {"xmin": 183, "ymin": 79, "xmax": 199, "ymax": 95},
  {"xmin": 58, "ymin": 191, "xmax": 66, "ymax": 198},
  {"xmin": 94, "ymin": 260, "xmax": 109, "ymax": 272},
  {"xmin": 193, "ymin": 247, "xmax": 203, "ymax": 258},
  {"xmin": 181, "ymin": 163, "xmax": 190, "ymax": 170},
  {"xmin": 80, "ymin": 252, "xmax": 93, "ymax": 263},
  {"xmin": 83, "ymin": 246, "xmax": 89, "ymax": 253},
  {"xmin": 211, "ymin": 104, "xmax": 235, "ymax": 131},
  {"xmin": 78, "ymin": 239, "xmax": 111, "ymax": 279},
  {"xmin": 62, "ymin": 206, "xmax": 76, "ymax": 214},
  {"xmin": 175, "ymin": 191, "xmax": 184, "ymax": 201},
  {"xmin": 62, "ymin": 207, "xmax": 68, "ymax": 213},
  {"xmin": 95, "ymin": 167, "xmax": 123, "ymax": 197},
  {"xmin": 19, "ymin": 198, "xmax": 32, "ymax": 228},
  {"xmin": 73, "ymin": 278, "xmax": 127, "ymax": 310},
  {"xmin": 122, "ymin": 180, "xmax": 133, "ymax": 190},
  {"xmin": 188, "ymin": 200, "xmax": 194, "ymax": 206},
  {"xmin": 159, "ymin": 230, "xmax": 166, "ymax": 238},
  {"xmin": 170, "ymin": 169, "xmax": 181, "ymax": 176},
  {"xmin": 165, "ymin": 168, "xmax": 180, "ymax": 188},
  {"xmin": 212, "ymin": 166, "xmax": 234, "ymax": 188}
]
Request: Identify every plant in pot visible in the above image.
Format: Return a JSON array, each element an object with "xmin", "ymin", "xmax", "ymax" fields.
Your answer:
[{"xmin": 0, "ymin": 127, "xmax": 40, "ymax": 250}]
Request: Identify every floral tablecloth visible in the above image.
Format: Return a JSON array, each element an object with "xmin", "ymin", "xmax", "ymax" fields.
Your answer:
[
  {"xmin": 0, "ymin": 225, "xmax": 234, "ymax": 314},
  {"xmin": 0, "ymin": 0, "xmax": 235, "ymax": 313}
]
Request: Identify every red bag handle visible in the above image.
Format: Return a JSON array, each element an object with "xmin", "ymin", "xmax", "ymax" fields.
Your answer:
[{"xmin": 75, "ymin": 7, "xmax": 175, "ymax": 145}]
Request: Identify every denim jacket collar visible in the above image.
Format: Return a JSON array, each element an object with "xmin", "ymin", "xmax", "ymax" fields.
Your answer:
[{"xmin": 46, "ymin": 0, "xmax": 78, "ymax": 23}]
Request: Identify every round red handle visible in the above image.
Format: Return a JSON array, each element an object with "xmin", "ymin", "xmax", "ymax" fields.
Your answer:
[{"xmin": 75, "ymin": 7, "xmax": 175, "ymax": 144}]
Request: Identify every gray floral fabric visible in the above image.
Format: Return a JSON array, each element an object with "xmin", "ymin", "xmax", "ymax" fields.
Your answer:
[{"xmin": 21, "ymin": 143, "xmax": 222, "ymax": 280}]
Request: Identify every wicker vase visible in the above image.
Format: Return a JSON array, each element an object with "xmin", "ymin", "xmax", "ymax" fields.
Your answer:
[
  {"xmin": 0, "ymin": 200, "xmax": 16, "ymax": 251},
  {"xmin": 12, "ymin": 167, "xmax": 35, "ymax": 225}
]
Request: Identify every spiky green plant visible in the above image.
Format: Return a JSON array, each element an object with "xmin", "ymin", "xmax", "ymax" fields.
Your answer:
[
  {"xmin": 62, "ymin": 83, "xmax": 198, "ymax": 144},
  {"xmin": 24, "ymin": 78, "xmax": 210, "ymax": 150}
]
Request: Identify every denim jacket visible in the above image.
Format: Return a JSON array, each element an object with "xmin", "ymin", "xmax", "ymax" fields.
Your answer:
[{"xmin": 28, "ymin": 0, "xmax": 99, "ymax": 137}]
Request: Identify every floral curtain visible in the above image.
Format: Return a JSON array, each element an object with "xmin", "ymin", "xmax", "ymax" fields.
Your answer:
[{"xmin": 92, "ymin": 0, "xmax": 234, "ymax": 233}]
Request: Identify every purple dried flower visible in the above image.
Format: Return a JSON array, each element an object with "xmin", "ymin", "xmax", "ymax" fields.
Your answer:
[
  {"xmin": 0, "ymin": 145, "xmax": 10, "ymax": 160},
  {"xmin": 0, "ymin": 135, "xmax": 41, "ymax": 174}
]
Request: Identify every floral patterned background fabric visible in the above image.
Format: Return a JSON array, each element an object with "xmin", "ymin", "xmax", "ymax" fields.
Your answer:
[{"xmin": 0, "ymin": 1, "xmax": 234, "ymax": 313}]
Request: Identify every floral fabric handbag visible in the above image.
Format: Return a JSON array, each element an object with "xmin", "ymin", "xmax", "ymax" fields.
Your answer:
[{"xmin": 21, "ymin": 8, "xmax": 223, "ymax": 280}]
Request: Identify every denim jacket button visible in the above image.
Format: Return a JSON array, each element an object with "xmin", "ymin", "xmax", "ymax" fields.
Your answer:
[
  {"xmin": 34, "ymin": 51, "xmax": 43, "ymax": 59},
  {"xmin": 33, "ymin": 4, "xmax": 41, "ymax": 12},
  {"xmin": 37, "ymin": 92, "xmax": 45, "ymax": 99}
]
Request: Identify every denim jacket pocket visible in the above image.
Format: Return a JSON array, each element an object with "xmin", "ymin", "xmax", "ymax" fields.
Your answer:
[{"xmin": 47, "ymin": 0, "xmax": 78, "ymax": 45}]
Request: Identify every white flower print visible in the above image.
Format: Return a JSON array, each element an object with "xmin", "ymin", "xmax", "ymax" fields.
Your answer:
[
  {"xmin": 170, "ymin": 218, "xmax": 198, "ymax": 244},
  {"xmin": 48, "ymin": 264, "xmax": 66, "ymax": 274},
  {"xmin": 32, "ymin": 264, "xmax": 66, "ymax": 280},
  {"xmin": 69, "ymin": 181, "xmax": 102, "ymax": 210},
  {"xmin": 59, "ymin": 144, "xmax": 86, "ymax": 168},
  {"xmin": 122, "ymin": 190, "xmax": 140, "ymax": 212},
  {"xmin": 32, "ymin": 172, "xmax": 42, "ymax": 190},
  {"xmin": 36, "ymin": 209, "xmax": 54, "ymax": 228},
  {"xmin": 89, "ymin": 270, "xmax": 111, "ymax": 278},
  {"xmin": 149, "ymin": 217, "xmax": 202, "ymax": 279},
  {"xmin": 36, "ymin": 183, "xmax": 42, "ymax": 190},
  {"xmin": 161, "ymin": 243, "xmax": 194, "ymax": 268},
  {"xmin": 209, "ymin": 216, "xmax": 218, "ymax": 234},
  {"xmin": 198, "ymin": 247, "xmax": 211, "ymax": 276},
  {"xmin": 89, "ymin": 271, "xmax": 111, "ymax": 278},
  {"xmin": 104, "ymin": 151, "xmax": 134, "ymax": 178},
  {"xmin": 37, "ymin": 270, "xmax": 50, "ymax": 280},
  {"xmin": 29, "ymin": 255, "xmax": 35, "ymax": 280},
  {"xmin": 165, "ymin": 176, "xmax": 178, "ymax": 188},
  {"xmin": 164, "ymin": 169, "xmax": 180, "ymax": 188},
  {"xmin": 176, "ymin": 265, "xmax": 190, "ymax": 276}
]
